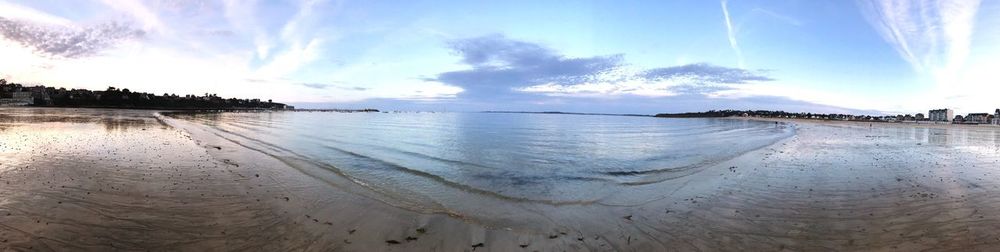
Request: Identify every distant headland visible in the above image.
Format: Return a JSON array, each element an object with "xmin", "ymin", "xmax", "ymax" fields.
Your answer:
[{"xmin": 0, "ymin": 78, "xmax": 294, "ymax": 110}]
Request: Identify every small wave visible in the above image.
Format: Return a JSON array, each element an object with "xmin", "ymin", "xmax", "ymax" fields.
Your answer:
[
  {"xmin": 317, "ymin": 144, "xmax": 610, "ymax": 206},
  {"xmin": 601, "ymin": 165, "xmax": 695, "ymax": 176},
  {"xmin": 163, "ymin": 112, "xmax": 798, "ymax": 209},
  {"xmin": 165, "ymin": 113, "xmax": 612, "ymax": 207}
]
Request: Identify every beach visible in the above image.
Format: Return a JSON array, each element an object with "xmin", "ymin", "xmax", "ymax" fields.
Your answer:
[{"xmin": 4, "ymin": 108, "xmax": 1000, "ymax": 251}]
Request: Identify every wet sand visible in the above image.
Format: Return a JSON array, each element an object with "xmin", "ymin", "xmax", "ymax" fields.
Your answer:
[{"xmin": 5, "ymin": 108, "xmax": 1000, "ymax": 251}]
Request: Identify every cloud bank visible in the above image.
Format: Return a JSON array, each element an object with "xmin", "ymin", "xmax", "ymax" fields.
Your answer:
[{"xmin": 431, "ymin": 35, "xmax": 772, "ymax": 100}]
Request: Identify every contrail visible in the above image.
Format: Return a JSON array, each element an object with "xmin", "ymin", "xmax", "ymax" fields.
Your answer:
[{"xmin": 721, "ymin": 0, "xmax": 744, "ymax": 68}]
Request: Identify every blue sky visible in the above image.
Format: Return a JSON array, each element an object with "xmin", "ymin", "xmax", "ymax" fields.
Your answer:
[{"xmin": 1, "ymin": 0, "xmax": 999, "ymax": 115}]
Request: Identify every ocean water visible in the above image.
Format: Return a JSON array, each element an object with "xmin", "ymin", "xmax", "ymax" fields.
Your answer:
[{"xmin": 167, "ymin": 111, "xmax": 795, "ymax": 206}]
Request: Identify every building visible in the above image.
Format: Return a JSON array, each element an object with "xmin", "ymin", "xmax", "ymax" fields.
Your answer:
[
  {"xmin": 929, "ymin": 109, "xmax": 954, "ymax": 122},
  {"xmin": 28, "ymin": 86, "xmax": 51, "ymax": 105},
  {"xmin": 12, "ymin": 91, "xmax": 31, "ymax": 100},
  {"xmin": 966, "ymin": 113, "xmax": 991, "ymax": 124},
  {"xmin": 994, "ymin": 109, "xmax": 1000, "ymax": 125},
  {"xmin": 0, "ymin": 98, "xmax": 31, "ymax": 106},
  {"xmin": 0, "ymin": 91, "xmax": 34, "ymax": 106}
]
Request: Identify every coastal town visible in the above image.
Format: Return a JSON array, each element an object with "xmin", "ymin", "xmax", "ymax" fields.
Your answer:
[
  {"xmin": 0, "ymin": 78, "xmax": 292, "ymax": 110},
  {"xmin": 656, "ymin": 109, "xmax": 1000, "ymax": 125}
]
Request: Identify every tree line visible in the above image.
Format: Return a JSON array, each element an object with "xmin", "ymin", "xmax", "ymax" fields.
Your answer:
[{"xmin": 1, "ymin": 78, "xmax": 290, "ymax": 110}]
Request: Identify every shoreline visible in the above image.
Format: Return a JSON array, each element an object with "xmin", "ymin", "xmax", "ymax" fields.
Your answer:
[
  {"xmin": 730, "ymin": 116, "xmax": 1000, "ymax": 129},
  {"xmin": 7, "ymin": 108, "xmax": 1000, "ymax": 250},
  {"xmin": 157, "ymin": 111, "xmax": 629, "ymax": 250}
]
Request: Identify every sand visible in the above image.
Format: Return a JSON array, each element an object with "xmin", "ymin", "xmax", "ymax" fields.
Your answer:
[{"xmin": 4, "ymin": 108, "xmax": 1000, "ymax": 251}]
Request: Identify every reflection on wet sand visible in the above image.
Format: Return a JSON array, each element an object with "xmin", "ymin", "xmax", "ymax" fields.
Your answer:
[
  {"xmin": 0, "ymin": 108, "xmax": 159, "ymax": 132},
  {"xmin": 0, "ymin": 108, "xmax": 325, "ymax": 250}
]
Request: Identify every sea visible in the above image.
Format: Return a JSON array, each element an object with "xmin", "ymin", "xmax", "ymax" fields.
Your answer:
[{"xmin": 166, "ymin": 111, "xmax": 795, "ymax": 206}]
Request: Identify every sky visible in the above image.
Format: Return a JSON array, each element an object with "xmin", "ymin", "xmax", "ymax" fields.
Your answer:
[{"xmin": 1, "ymin": 0, "xmax": 999, "ymax": 115}]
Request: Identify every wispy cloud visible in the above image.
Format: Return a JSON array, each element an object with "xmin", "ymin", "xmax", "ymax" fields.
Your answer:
[
  {"xmin": 0, "ymin": 2, "xmax": 73, "ymax": 26},
  {"xmin": 280, "ymin": 0, "xmax": 328, "ymax": 41},
  {"xmin": 857, "ymin": 0, "xmax": 982, "ymax": 77},
  {"xmin": 297, "ymin": 82, "xmax": 369, "ymax": 91},
  {"xmin": 99, "ymin": 0, "xmax": 167, "ymax": 33},
  {"xmin": 750, "ymin": 8, "xmax": 803, "ymax": 27},
  {"xmin": 720, "ymin": 0, "xmax": 744, "ymax": 68},
  {"xmin": 643, "ymin": 64, "xmax": 773, "ymax": 83},
  {"xmin": 254, "ymin": 38, "xmax": 324, "ymax": 78},
  {"xmin": 250, "ymin": 0, "xmax": 334, "ymax": 79}
]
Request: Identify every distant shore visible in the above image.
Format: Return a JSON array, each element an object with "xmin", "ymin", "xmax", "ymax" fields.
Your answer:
[
  {"xmin": 734, "ymin": 116, "xmax": 1000, "ymax": 130},
  {"xmin": 11, "ymin": 105, "xmax": 294, "ymax": 111},
  {"xmin": 482, "ymin": 110, "xmax": 651, "ymax": 117}
]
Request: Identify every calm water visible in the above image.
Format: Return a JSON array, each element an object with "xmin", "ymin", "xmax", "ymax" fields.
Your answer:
[{"xmin": 168, "ymin": 112, "xmax": 794, "ymax": 205}]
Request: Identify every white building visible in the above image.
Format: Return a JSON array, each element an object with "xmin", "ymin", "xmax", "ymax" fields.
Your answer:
[{"xmin": 929, "ymin": 109, "xmax": 954, "ymax": 122}]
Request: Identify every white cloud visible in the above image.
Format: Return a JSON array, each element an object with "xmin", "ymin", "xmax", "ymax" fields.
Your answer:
[{"xmin": 855, "ymin": 0, "xmax": 1000, "ymax": 114}]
